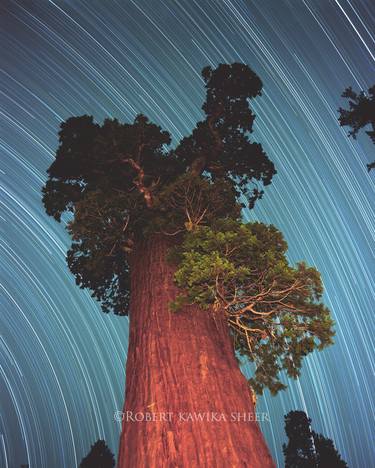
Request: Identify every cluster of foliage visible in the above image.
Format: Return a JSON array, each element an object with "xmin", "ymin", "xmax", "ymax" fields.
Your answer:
[
  {"xmin": 174, "ymin": 64, "xmax": 274, "ymax": 203},
  {"xmin": 283, "ymin": 411, "xmax": 347, "ymax": 467},
  {"xmin": 42, "ymin": 62, "xmax": 334, "ymax": 395},
  {"xmin": 170, "ymin": 219, "xmax": 334, "ymax": 394},
  {"xmin": 150, "ymin": 173, "xmax": 241, "ymax": 235},
  {"xmin": 43, "ymin": 113, "xmax": 179, "ymax": 314},
  {"xmin": 79, "ymin": 439, "xmax": 115, "ymax": 468},
  {"xmin": 338, "ymin": 85, "xmax": 375, "ymax": 171}
]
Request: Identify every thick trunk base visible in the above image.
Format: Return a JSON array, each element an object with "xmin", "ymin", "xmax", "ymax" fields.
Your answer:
[{"xmin": 118, "ymin": 236, "xmax": 275, "ymax": 468}]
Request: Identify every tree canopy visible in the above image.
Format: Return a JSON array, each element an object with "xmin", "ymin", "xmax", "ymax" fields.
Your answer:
[
  {"xmin": 338, "ymin": 84, "xmax": 375, "ymax": 171},
  {"xmin": 42, "ymin": 63, "xmax": 334, "ymax": 395},
  {"xmin": 42, "ymin": 63, "xmax": 275, "ymax": 315}
]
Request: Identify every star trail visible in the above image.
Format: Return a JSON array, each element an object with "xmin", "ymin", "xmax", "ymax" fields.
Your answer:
[{"xmin": 0, "ymin": 1, "xmax": 374, "ymax": 467}]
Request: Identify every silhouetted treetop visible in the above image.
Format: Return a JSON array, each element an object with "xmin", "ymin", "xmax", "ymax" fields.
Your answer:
[
  {"xmin": 283, "ymin": 410, "xmax": 348, "ymax": 468},
  {"xmin": 338, "ymin": 85, "xmax": 375, "ymax": 140},
  {"xmin": 175, "ymin": 63, "xmax": 275, "ymax": 205},
  {"xmin": 283, "ymin": 410, "xmax": 317, "ymax": 467},
  {"xmin": 313, "ymin": 432, "xmax": 348, "ymax": 468},
  {"xmin": 338, "ymin": 84, "xmax": 375, "ymax": 171},
  {"xmin": 79, "ymin": 439, "xmax": 115, "ymax": 468}
]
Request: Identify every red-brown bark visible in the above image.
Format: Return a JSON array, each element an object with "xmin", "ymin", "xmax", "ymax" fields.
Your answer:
[{"xmin": 117, "ymin": 235, "xmax": 275, "ymax": 468}]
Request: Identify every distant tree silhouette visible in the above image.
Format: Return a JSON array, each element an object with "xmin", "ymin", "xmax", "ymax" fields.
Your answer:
[
  {"xmin": 283, "ymin": 410, "xmax": 348, "ymax": 467},
  {"xmin": 79, "ymin": 439, "xmax": 115, "ymax": 468},
  {"xmin": 283, "ymin": 411, "xmax": 317, "ymax": 467},
  {"xmin": 313, "ymin": 432, "xmax": 348, "ymax": 468},
  {"xmin": 338, "ymin": 85, "xmax": 375, "ymax": 171}
]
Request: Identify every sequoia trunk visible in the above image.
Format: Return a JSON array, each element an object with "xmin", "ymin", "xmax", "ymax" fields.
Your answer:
[{"xmin": 117, "ymin": 235, "xmax": 275, "ymax": 467}]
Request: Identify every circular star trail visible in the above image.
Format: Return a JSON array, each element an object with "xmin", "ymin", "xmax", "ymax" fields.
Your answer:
[{"xmin": 0, "ymin": 1, "xmax": 374, "ymax": 467}]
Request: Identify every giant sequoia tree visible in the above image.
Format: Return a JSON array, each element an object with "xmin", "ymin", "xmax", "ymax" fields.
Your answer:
[{"xmin": 43, "ymin": 63, "xmax": 334, "ymax": 467}]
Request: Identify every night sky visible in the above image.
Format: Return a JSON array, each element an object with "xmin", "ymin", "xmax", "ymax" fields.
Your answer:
[{"xmin": 1, "ymin": 1, "xmax": 374, "ymax": 467}]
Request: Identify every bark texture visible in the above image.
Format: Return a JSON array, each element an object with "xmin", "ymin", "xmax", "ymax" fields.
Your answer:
[{"xmin": 117, "ymin": 235, "xmax": 275, "ymax": 468}]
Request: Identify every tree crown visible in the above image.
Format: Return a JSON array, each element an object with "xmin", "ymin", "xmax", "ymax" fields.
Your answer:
[{"xmin": 42, "ymin": 63, "xmax": 276, "ymax": 315}]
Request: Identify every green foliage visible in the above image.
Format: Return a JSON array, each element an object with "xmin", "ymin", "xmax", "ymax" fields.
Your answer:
[
  {"xmin": 150, "ymin": 173, "xmax": 241, "ymax": 236},
  {"xmin": 171, "ymin": 219, "xmax": 334, "ymax": 394},
  {"xmin": 67, "ymin": 189, "xmax": 136, "ymax": 314}
]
